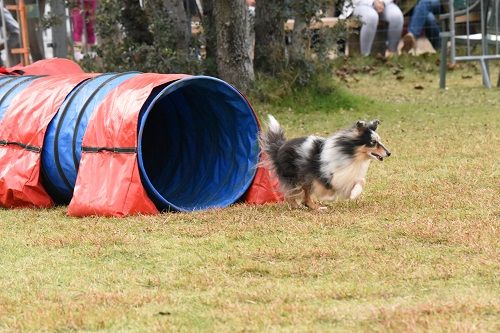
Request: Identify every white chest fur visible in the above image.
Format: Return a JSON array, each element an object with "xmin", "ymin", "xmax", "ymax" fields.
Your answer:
[
  {"xmin": 313, "ymin": 157, "xmax": 371, "ymax": 201},
  {"xmin": 331, "ymin": 158, "xmax": 370, "ymax": 198}
]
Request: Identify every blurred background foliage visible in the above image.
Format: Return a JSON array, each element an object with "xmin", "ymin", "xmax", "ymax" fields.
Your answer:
[{"xmin": 80, "ymin": 0, "xmax": 351, "ymax": 93}]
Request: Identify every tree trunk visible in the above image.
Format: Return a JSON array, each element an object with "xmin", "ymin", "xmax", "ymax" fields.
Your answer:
[
  {"xmin": 162, "ymin": 0, "xmax": 191, "ymax": 56},
  {"xmin": 201, "ymin": 0, "xmax": 217, "ymax": 75},
  {"xmin": 213, "ymin": 0, "xmax": 254, "ymax": 92},
  {"xmin": 122, "ymin": 0, "xmax": 153, "ymax": 45},
  {"xmin": 289, "ymin": 1, "xmax": 308, "ymax": 63},
  {"xmin": 254, "ymin": 0, "xmax": 286, "ymax": 74}
]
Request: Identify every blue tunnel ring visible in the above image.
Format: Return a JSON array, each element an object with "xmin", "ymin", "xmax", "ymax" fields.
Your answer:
[{"xmin": 137, "ymin": 76, "xmax": 260, "ymax": 212}]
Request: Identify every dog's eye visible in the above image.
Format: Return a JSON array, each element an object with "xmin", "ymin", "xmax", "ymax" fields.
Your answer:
[{"xmin": 370, "ymin": 140, "xmax": 376, "ymax": 146}]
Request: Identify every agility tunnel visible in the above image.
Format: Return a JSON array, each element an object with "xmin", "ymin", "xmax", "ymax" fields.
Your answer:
[{"xmin": 0, "ymin": 68, "xmax": 282, "ymax": 216}]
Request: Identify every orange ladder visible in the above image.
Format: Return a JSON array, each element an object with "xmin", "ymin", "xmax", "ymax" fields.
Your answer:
[{"xmin": 5, "ymin": 0, "xmax": 30, "ymax": 65}]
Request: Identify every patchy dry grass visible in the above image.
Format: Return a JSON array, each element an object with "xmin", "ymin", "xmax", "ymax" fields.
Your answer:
[{"xmin": 0, "ymin": 61, "xmax": 499, "ymax": 332}]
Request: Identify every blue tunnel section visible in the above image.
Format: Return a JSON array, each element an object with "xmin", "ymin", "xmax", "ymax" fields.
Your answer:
[
  {"xmin": 138, "ymin": 76, "xmax": 260, "ymax": 212},
  {"xmin": 42, "ymin": 72, "xmax": 140, "ymax": 203}
]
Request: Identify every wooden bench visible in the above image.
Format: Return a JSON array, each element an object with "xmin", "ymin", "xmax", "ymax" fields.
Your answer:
[
  {"xmin": 283, "ymin": 16, "xmax": 392, "ymax": 56},
  {"xmin": 284, "ymin": 17, "xmax": 340, "ymax": 31},
  {"xmin": 277, "ymin": 6, "xmax": 483, "ymax": 57}
]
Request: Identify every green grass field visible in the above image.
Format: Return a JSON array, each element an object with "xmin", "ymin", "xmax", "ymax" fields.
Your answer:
[{"xmin": 1, "ymin": 59, "xmax": 499, "ymax": 332}]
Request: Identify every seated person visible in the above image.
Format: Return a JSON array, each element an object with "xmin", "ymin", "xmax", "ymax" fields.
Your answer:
[
  {"xmin": 347, "ymin": 0, "xmax": 404, "ymax": 56},
  {"xmin": 0, "ymin": 6, "xmax": 20, "ymax": 66},
  {"xmin": 402, "ymin": 0, "xmax": 470, "ymax": 52}
]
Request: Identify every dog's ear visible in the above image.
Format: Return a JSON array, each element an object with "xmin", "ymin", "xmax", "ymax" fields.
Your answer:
[
  {"xmin": 355, "ymin": 120, "xmax": 367, "ymax": 131},
  {"xmin": 368, "ymin": 119, "xmax": 380, "ymax": 131}
]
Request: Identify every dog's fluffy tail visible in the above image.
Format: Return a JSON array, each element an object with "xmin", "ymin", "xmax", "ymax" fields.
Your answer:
[{"xmin": 260, "ymin": 115, "xmax": 286, "ymax": 165}]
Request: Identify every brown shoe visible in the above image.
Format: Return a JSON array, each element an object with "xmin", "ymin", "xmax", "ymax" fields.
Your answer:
[{"xmin": 402, "ymin": 33, "xmax": 416, "ymax": 53}]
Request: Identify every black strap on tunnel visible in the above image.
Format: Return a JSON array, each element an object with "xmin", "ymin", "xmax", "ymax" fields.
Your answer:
[
  {"xmin": 0, "ymin": 140, "xmax": 41, "ymax": 152},
  {"xmin": 51, "ymin": 75, "xmax": 97, "ymax": 191},
  {"xmin": 0, "ymin": 76, "xmax": 18, "ymax": 87},
  {"xmin": 72, "ymin": 71, "xmax": 142, "ymax": 171},
  {"xmin": 81, "ymin": 146, "xmax": 137, "ymax": 153}
]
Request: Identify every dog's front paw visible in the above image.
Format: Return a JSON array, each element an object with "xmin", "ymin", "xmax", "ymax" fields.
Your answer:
[
  {"xmin": 349, "ymin": 183, "xmax": 364, "ymax": 200},
  {"xmin": 304, "ymin": 201, "xmax": 328, "ymax": 211}
]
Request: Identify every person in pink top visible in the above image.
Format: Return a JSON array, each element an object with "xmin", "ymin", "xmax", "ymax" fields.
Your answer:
[{"xmin": 70, "ymin": 0, "xmax": 97, "ymax": 47}]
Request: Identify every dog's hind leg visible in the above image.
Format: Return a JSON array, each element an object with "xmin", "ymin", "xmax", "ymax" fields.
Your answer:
[
  {"xmin": 302, "ymin": 184, "xmax": 320, "ymax": 210},
  {"xmin": 285, "ymin": 187, "xmax": 303, "ymax": 209}
]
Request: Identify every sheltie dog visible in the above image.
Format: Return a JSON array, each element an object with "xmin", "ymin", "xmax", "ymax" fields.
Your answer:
[{"xmin": 260, "ymin": 115, "xmax": 391, "ymax": 210}]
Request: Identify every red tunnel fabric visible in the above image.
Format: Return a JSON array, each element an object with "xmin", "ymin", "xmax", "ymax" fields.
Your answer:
[
  {"xmin": 236, "ymin": 95, "xmax": 283, "ymax": 205},
  {"xmin": 6, "ymin": 58, "xmax": 85, "ymax": 76},
  {"xmin": 244, "ymin": 157, "xmax": 284, "ymax": 204},
  {"xmin": 0, "ymin": 74, "xmax": 93, "ymax": 208},
  {"xmin": 68, "ymin": 73, "xmax": 188, "ymax": 217}
]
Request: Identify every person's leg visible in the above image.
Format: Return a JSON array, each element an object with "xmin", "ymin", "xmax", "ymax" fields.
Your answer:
[
  {"xmin": 71, "ymin": 1, "xmax": 84, "ymax": 60},
  {"xmin": 353, "ymin": 5, "xmax": 379, "ymax": 55},
  {"xmin": 380, "ymin": 3, "xmax": 404, "ymax": 53},
  {"xmin": 84, "ymin": 0, "xmax": 96, "ymax": 45},
  {"xmin": 424, "ymin": 12, "xmax": 441, "ymax": 50},
  {"xmin": 408, "ymin": 0, "xmax": 440, "ymax": 37},
  {"xmin": 403, "ymin": 0, "xmax": 440, "ymax": 52},
  {"xmin": 71, "ymin": 4, "xmax": 84, "ymax": 44}
]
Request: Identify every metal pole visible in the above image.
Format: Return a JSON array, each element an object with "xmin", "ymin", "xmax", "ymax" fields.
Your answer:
[
  {"xmin": 0, "ymin": 0, "xmax": 10, "ymax": 66},
  {"xmin": 50, "ymin": 0, "xmax": 68, "ymax": 58},
  {"xmin": 439, "ymin": 33, "xmax": 449, "ymax": 89},
  {"xmin": 466, "ymin": 1, "xmax": 471, "ymax": 55},
  {"xmin": 480, "ymin": 0, "xmax": 490, "ymax": 87},
  {"xmin": 450, "ymin": 0, "xmax": 456, "ymax": 64},
  {"xmin": 479, "ymin": 59, "xmax": 492, "ymax": 87},
  {"xmin": 495, "ymin": 0, "xmax": 499, "ymax": 56}
]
